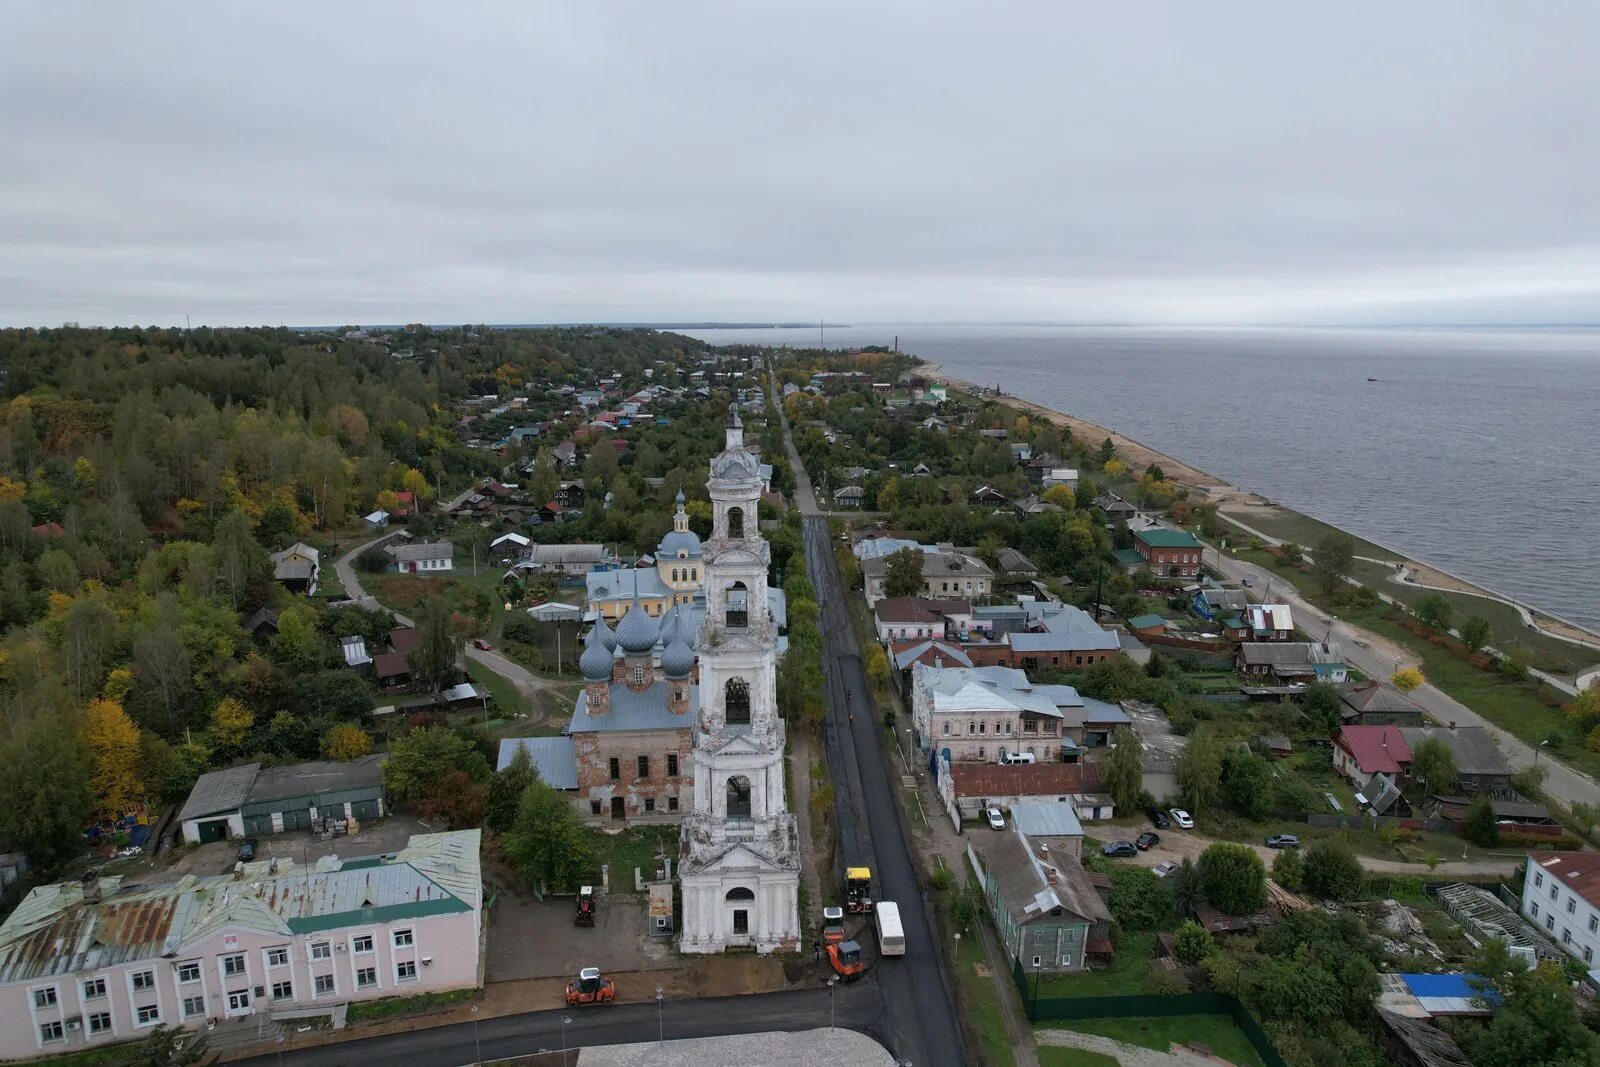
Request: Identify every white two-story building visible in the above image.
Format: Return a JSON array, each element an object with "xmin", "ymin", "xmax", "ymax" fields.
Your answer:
[
  {"xmin": 1522, "ymin": 851, "xmax": 1600, "ymax": 968},
  {"xmin": 0, "ymin": 831, "xmax": 481, "ymax": 1060}
]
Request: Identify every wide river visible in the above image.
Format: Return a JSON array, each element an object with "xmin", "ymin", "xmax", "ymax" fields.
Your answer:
[{"xmin": 677, "ymin": 325, "xmax": 1600, "ymax": 634}]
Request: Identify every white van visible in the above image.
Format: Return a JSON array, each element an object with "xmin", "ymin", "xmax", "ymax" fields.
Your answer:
[
  {"xmin": 875, "ymin": 900, "xmax": 906, "ymax": 956},
  {"xmin": 1000, "ymin": 752, "xmax": 1036, "ymax": 765}
]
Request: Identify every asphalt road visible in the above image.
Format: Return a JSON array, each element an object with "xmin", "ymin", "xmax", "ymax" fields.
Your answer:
[
  {"xmin": 1207, "ymin": 545, "xmax": 1600, "ymax": 811},
  {"xmin": 238, "ymin": 986, "xmax": 885, "ymax": 1067}
]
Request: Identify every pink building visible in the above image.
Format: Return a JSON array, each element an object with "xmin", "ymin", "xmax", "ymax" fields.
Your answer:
[{"xmin": 0, "ymin": 831, "xmax": 481, "ymax": 1060}]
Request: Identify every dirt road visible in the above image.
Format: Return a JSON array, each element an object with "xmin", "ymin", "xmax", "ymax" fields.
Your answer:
[{"xmin": 1109, "ymin": 823, "xmax": 1520, "ymax": 878}]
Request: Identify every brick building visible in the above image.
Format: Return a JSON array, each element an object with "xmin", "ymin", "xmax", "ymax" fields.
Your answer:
[{"xmin": 1132, "ymin": 527, "xmax": 1203, "ymax": 578}]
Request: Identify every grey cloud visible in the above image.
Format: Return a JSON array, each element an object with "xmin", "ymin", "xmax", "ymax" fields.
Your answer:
[{"xmin": 2, "ymin": 1, "xmax": 1598, "ymax": 325}]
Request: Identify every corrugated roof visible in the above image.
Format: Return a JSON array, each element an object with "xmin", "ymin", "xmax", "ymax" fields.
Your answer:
[
  {"xmin": 341, "ymin": 635, "xmax": 372, "ymax": 667},
  {"xmin": 247, "ymin": 756, "xmax": 386, "ymax": 805},
  {"xmin": 978, "ymin": 829, "xmax": 1108, "ymax": 930},
  {"xmin": 1398, "ymin": 726, "xmax": 1510, "ymax": 778},
  {"xmin": 1336, "ymin": 725, "xmax": 1412, "ymax": 775},
  {"xmin": 496, "ymin": 737, "xmax": 579, "ymax": 790},
  {"xmin": 390, "ymin": 541, "xmax": 454, "ymax": 563},
  {"xmin": 1400, "ymin": 973, "xmax": 1498, "ymax": 1015},
  {"xmin": 1134, "ymin": 527, "xmax": 1202, "ymax": 549},
  {"xmin": 567, "ymin": 682, "xmax": 698, "ymax": 733},
  {"xmin": 948, "ymin": 762, "xmax": 1098, "ymax": 797},
  {"xmin": 1009, "ymin": 802, "xmax": 1084, "ymax": 839},
  {"xmin": 178, "ymin": 763, "xmax": 261, "ymax": 823}
]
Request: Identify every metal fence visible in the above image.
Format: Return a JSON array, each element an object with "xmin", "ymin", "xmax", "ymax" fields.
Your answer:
[{"xmin": 1011, "ymin": 959, "xmax": 1289, "ymax": 1067}]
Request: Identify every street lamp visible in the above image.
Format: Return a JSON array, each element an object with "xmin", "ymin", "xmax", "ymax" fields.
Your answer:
[
  {"xmin": 275, "ymin": 1033, "xmax": 285, "ymax": 1067},
  {"xmin": 656, "ymin": 986, "xmax": 664, "ymax": 1045},
  {"xmin": 1535, "ymin": 738, "xmax": 1550, "ymax": 770},
  {"xmin": 561, "ymin": 1014, "xmax": 573, "ymax": 1067},
  {"xmin": 827, "ymin": 974, "xmax": 839, "ymax": 1030},
  {"xmin": 471, "ymin": 1003, "xmax": 481, "ymax": 1066}
]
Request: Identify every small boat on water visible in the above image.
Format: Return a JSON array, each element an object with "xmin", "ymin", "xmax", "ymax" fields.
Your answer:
[{"xmin": 1366, "ymin": 377, "xmax": 1378, "ymax": 382}]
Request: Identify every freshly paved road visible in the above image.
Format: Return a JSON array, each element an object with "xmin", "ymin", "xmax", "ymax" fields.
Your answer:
[
  {"xmin": 333, "ymin": 534, "xmax": 562, "ymax": 712},
  {"xmin": 1206, "ymin": 545, "xmax": 1600, "ymax": 812},
  {"xmin": 771, "ymin": 368, "xmax": 964, "ymax": 1067},
  {"xmin": 236, "ymin": 986, "xmax": 884, "ymax": 1067}
]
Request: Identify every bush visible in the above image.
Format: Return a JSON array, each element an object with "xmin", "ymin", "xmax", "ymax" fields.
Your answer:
[
  {"xmin": 356, "ymin": 546, "xmax": 391, "ymax": 573},
  {"xmin": 1465, "ymin": 796, "xmax": 1500, "ymax": 847},
  {"xmin": 1172, "ymin": 919, "xmax": 1214, "ymax": 964},
  {"xmin": 502, "ymin": 614, "xmax": 539, "ymax": 645},
  {"xmin": 1271, "ymin": 848, "xmax": 1303, "ymax": 891},
  {"xmin": 1199, "ymin": 842, "xmax": 1267, "ymax": 916},
  {"xmin": 1303, "ymin": 839, "xmax": 1364, "ymax": 901},
  {"xmin": 1498, "ymin": 830, "xmax": 1582, "ymax": 851}
]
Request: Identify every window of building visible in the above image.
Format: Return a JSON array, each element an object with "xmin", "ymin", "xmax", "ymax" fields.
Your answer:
[
  {"xmin": 1535, "ymin": 872, "xmax": 1544, "ymax": 888},
  {"xmin": 89, "ymin": 1012, "xmax": 113, "ymax": 1034},
  {"xmin": 667, "ymin": 754, "xmax": 679, "ymax": 776},
  {"xmin": 352, "ymin": 935, "xmax": 374, "ymax": 954},
  {"xmin": 40, "ymin": 1022, "xmax": 64, "ymax": 1044},
  {"xmin": 943, "ymin": 722, "xmax": 951, "ymax": 736},
  {"xmin": 1588, "ymin": 947, "xmax": 1595, "ymax": 964},
  {"xmin": 222, "ymin": 954, "xmax": 246, "ymax": 976},
  {"xmin": 131, "ymin": 971, "xmax": 156, "ymax": 991},
  {"xmin": 393, "ymin": 929, "xmax": 414, "ymax": 948},
  {"xmin": 310, "ymin": 942, "xmax": 331, "ymax": 961},
  {"xmin": 177, "ymin": 961, "xmax": 201, "ymax": 984},
  {"xmin": 978, "ymin": 721, "xmax": 986, "ymax": 735},
  {"xmin": 1532, "ymin": 902, "xmax": 1540, "ymax": 917},
  {"xmin": 645, "ymin": 797, "xmax": 656, "ymax": 812},
  {"xmin": 356, "ymin": 967, "xmax": 377, "ymax": 989},
  {"xmin": 725, "ymin": 678, "xmax": 751, "ymax": 725},
  {"xmin": 315, "ymin": 975, "xmax": 335, "ymax": 996},
  {"xmin": 267, "ymin": 947, "xmax": 289, "ymax": 967},
  {"xmin": 1031, "ymin": 955, "xmax": 1041, "ymax": 967},
  {"xmin": 967, "ymin": 721, "xmax": 975, "ymax": 735},
  {"xmin": 668, "ymin": 796, "xmax": 679, "ymax": 812},
  {"xmin": 183, "ymin": 996, "xmax": 206, "ymax": 1018},
  {"xmin": 978, "ymin": 747, "xmax": 985, "ymax": 759},
  {"xmin": 638, "ymin": 755, "xmax": 650, "ymax": 778},
  {"xmin": 137, "ymin": 1005, "xmax": 161, "ymax": 1027},
  {"xmin": 590, "ymin": 799, "xmax": 602, "ymax": 815},
  {"xmin": 609, "ymin": 758, "xmax": 620, "ymax": 780},
  {"xmin": 33, "ymin": 987, "xmax": 57, "ymax": 1008},
  {"xmin": 83, "ymin": 978, "xmax": 107, "ymax": 1000},
  {"xmin": 1589, "ymin": 915, "xmax": 1597, "ymax": 934},
  {"xmin": 272, "ymin": 980, "xmax": 293, "ymax": 999},
  {"xmin": 1547, "ymin": 915, "xmax": 1556, "ymax": 931},
  {"xmin": 1551, "ymin": 886, "xmax": 1559, "ymax": 901},
  {"xmin": 1568, "ymin": 899, "xmax": 1577, "ymax": 915},
  {"xmin": 1564, "ymin": 929, "xmax": 1573, "ymax": 944},
  {"xmin": 397, "ymin": 960, "xmax": 418, "ymax": 982}
]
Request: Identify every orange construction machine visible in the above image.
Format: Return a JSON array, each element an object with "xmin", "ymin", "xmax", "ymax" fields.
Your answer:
[{"xmin": 565, "ymin": 967, "xmax": 616, "ymax": 1006}]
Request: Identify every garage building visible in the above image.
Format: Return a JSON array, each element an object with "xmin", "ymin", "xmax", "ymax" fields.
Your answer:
[{"xmin": 179, "ymin": 756, "xmax": 387, "ymax": 843}]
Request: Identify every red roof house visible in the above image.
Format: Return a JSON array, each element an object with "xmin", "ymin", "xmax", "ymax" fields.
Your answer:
[
  {"xmin": 30, "ymin": 522, "xmax": 66, "ymax": 538},
  {"xmin": 1333, "ymin": 725, "xmax": 1412, "ymax": 781}
]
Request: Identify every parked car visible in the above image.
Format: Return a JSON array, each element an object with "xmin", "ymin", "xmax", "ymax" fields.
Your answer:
[
  {"xmin": 1241, "ymin": 576, "xmax": 1254, "ymax": 588},
  {"xmin": 473, "ymin": 638, "xmax": 493, "ymax": 650},
  {"xmin": 1168, "ymin": 809, "xmax": 1194, "ymax": 829},
  {"xmin": 1135, "ymin": 831, "xmax": 1160, "ymax": 850},
  {"xmin": 1149, "ymin": 810, "xmax": 1171, "ymax": 830},
  {"xmin": 1152, "ymin": 861, "xmax": 1178, "ymax": 878},
  {"xmin": 1101, "ymin": 840, "xmax": 1138, "ymax": 858},
  {"xmin": 985, "ymin": 807, "xmax": 1005, "ymax": 831},
  {"xmin": 237, "ymin": 839, "xmax": 258, "ymax": 862},
  {"xmin": 1266, "ymin": 833, "xmax": 1301, "ymax": 849}
]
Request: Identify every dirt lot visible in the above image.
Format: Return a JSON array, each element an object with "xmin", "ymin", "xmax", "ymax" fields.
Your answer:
[
  {"xmin": 487, "ymin": 888, "xmax": 675, "ymax": 982},
  {"xmin": 117, "ymin": 813, "xmax": 437, "ymax": 884}
]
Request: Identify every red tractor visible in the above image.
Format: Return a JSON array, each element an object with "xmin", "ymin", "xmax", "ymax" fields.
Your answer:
[
  {"xmin": 565, "ymin": 967, "xmax": 616, "ymax": 1007},
  {"xmin": 827, "ymin": 940, "xmax": 868, "ymax": 982},
  {"xmin": 575, "ymin": 886, "xmax": 597, "ymax": 927}
]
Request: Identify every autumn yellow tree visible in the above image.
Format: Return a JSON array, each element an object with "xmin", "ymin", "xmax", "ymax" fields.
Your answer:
[
  {"xmin": 209, "ymin": 697, "xmax": 255, "ymax": 757},
  {"xmin": 400, "ymin": 467, "xmax": 434, "ymax": 502},
  {"xmin": 1391, "ymin": 667, "xmax": 1425, "ymax": 694},
  {"xmin": 322, "ymin": 723, "xmax": 374, "ymax": 761},
  {"xmin": 1104, "ymin": 458, "xmax": 1127, "ymax": 478},
  {"xmin": 85, "ymin": 698, "xmax": 143, "ymax": 816},
  {"xmin": 103, "ymin": 666, "xmax": 133, "ymax": 703},
  {"xmin": 0, "ymin": 475, "xmax": 24, "ymax": 504},
  {"xmin": 1042, "ymin": 484, "xmax": 1075, "ymax": 509}
]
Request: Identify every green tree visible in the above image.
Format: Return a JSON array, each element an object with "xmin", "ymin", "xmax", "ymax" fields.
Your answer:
[
  {"xmin": 384, "ymin": 725, "xmax": 491, "ymax": 804},
  {"xmin": 1199, "ymin": 841, "xmax": 1267, "ymax": 916},
  {"xmin": 583, "ymin": 437, "xmax": 619, "ymax": 490},
  {"xmin": 1101, "ymin": 726, "xmax": 1145, "ymax": 814},
  {"xmin": 1166, "ymin": 858, "xmax": 1204, "ymax": 917},
  {"xmin": 210, "ymin": 510, "xmax": 270, "ymax": 611},
  {"xmin": 1303, "ymin": 838, "xmax": 1364, "ymax": 901},
  {"xmin": 1172, "ymin": 919, "xmax": 1215, "ymax": 965},
  {"xmin": 1176, "ymin": 725, "xmax": 1225, "ymax": 813},
  {"xmin": 882, "ymin": 547, "xmax": 925, "ymax": 599},
  {"xmin": 1312, "ymin": 532, "xmax": 1355, "ymax": 595},
  {"xmin": 0, "ymin": 713, "xmax": 95, "ymax": 867},
  {"xmin": 1271, "ymin": 846, "xmax": 1303, "ymax": 891},
  {"xmin": 505, "ymin": 777, "xmax": 594, "ymax": 897},
  {"xmin": 485, "ymin": 743, "xmax": 537, "ymax": 835},
  {"xmin": 866, "ymin": 645, "xmax": 890, "ymax": 690},
  {"xmin": 1415, "ymin": 593, "xmax": 1454, "ymax": 633},
  {"xmin": 1459, "ymin": 615, "xmax": 1493, "ymax": 655},
  {"xmin": 1465, "ymin": 957, "xmax": 1597, "ymax": 1067},
  {"xmin": 207, "ymin": 696, "xmax": 254, "ymax": 759},
  {"xmin": 526, "ymin": 449, "xmax": 560, "ymax": 504},
  {"xmin": 1409, "ymin": 736, "xmax": 1459, "ymax": 794},
  {"xmin": 412, "ymin": 598, "xmax": 463, "ymax": 694},
  {"xmin": 1300, "ymin": 681, "xmax": 1344, "ymax": 734},
  {"xmin": 1465, "ymin": 795, "xmax": 1500, "ymax": 847},
  {"xmin": 1570, "ymin": 801, "xmax": 1599, "ymax": 843},
  {"xmin": 270, "ymin": 604, "xmax": 327, "ymax": 673},
  {"xmin": 1221, "ymin": 746, "xmax": 1273, "ymax": 819}
]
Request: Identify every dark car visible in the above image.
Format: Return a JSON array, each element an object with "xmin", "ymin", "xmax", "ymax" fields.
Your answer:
[
  {"xmin": 1150, "ymin": 810, "xmax": 1171, "ymax": 830},
  {"xmin": 1100, "ymin": 840, "xmax": 1138, "ymax": 858},
  {"xmin": 237, "ymin": 839, "xmax": 258, "ymax": 862},
  {"xmin": 1266, "ymin": 834, "xmax": 1301, "ymax": 849},
  {"xmin": 1135, "ymin": 831, "xmax": 1160, "ymax": 850}
]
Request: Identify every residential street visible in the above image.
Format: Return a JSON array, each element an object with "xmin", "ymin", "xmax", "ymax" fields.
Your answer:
[
  {"xmin": 235, "ymin": 986, "xmax": 884, "ymax": 1067},
  {"xmin": 1206, "ymin": 546, "xmax": 1600, "ymax": 813},
  {"xmin": 1114, "ymin": 823, "xmax": 1521, "ymax": 879}
]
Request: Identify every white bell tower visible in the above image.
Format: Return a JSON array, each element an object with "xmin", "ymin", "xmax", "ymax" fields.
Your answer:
[{"xmin": 679, "ymin": 410, "xmax": 801, "ymax": 954}]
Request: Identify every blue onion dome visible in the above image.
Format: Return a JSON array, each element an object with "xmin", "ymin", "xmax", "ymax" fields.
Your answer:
[
  {"xmin": 661, "ymin": 619, "xmax": 695, "ymax": 681},
  {"xmin": 592, "ymin": 614, "xmax": 617, "ymax": 651},
  {"xmin": 657, "ymin": 527, "xmax": 703, "ymax": 558},
  {"xmin": 615, "ymin": 600, "xmax": 659, "ymax": 654},
  {"xmin": 675, "ymin": 488, "xmax": 686, "ymax": 504},
  {"xmin": 580, "ymin": 625, "xmax": 613, "ymax": 682}
]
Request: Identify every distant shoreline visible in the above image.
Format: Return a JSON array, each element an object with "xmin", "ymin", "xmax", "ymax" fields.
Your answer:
[{"xmin": 915, "ymin": 358, "xmax": 1600, "ymax": 653}]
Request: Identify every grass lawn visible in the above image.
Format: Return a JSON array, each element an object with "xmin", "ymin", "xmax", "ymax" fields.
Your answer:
[
  {"xmin": 1036, "ymin": 1047, "xmax": 1119, "ymax": 1067},
  {"xmin": 588, "ymin": 824, "xmax": 678, "ymax": 882},
  {"xmin": 954, "ymin": 924, "xmax": 1017, "ymax": 1067},
  {"xmin": 1217, "ymin": 506, "xmax": 1389, "ymax": 560},
  {"xmin": 1043, "ymin": 1016, "xmax": 1265, "ymax": 1067},
  {"xmin": 466, "ymin": 658, "xmax": 530, "ymax": 717},
  {"xmin": 1034, "ymin": 932, "xmax": 1157, "ymax": 997},
  {"xmin": 346, "ymin": 988, "xmax": 473, "ymax": 1023}
]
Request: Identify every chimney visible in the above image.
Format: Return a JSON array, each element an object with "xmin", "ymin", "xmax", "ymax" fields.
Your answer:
[{"xmin": 80, "ymin": 872, "xmax": 101, "ymax": 904}]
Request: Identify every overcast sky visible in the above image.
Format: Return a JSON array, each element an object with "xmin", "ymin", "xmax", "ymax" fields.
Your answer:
[{"xmin": 3, "ymin": 2, "xmax": 1598, "ymax": 326}]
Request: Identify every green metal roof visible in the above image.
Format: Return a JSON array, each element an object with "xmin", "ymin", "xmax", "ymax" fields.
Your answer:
[
  {"xmin": 1127, "ymin": 614, "xmax": 1166, "ymax": 629},
  {"xmin": 285, "ymin": 896, "xmax": 471, "ymax": 934},
  {"xmin": 1134, "ymin": 527, "xmax": 1202, "ymax": 548},
  {"xmin": 1111, "ymin": 548, "xmax": 1143, "ymax": 564}
]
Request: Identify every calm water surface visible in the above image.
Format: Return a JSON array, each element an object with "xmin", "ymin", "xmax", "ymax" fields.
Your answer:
[{"xmin": 680, "ymin": 325, "xmax": 1600, "ymax": 633}]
